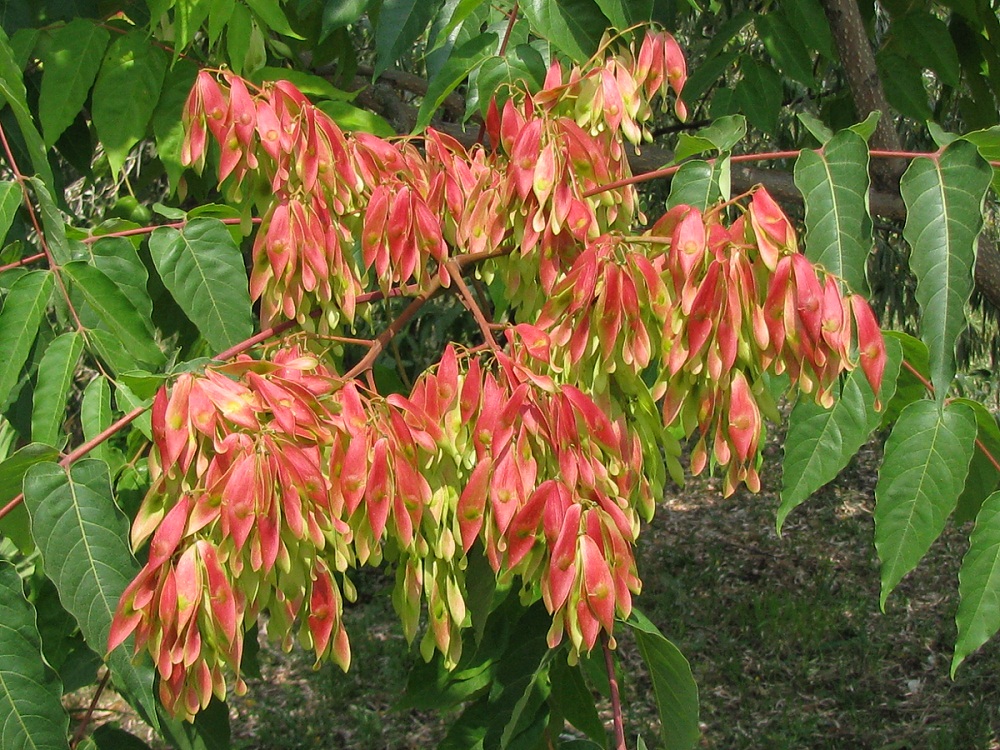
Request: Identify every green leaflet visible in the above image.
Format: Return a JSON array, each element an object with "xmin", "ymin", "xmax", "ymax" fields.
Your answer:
[
  {"xmin": 91, "ymin": 31, "xmax": 168, "ymax": 178},
  {"xmin": 152, "ymin": 61, "xmax": 200, "ymax": 192},
  {"xmin": 374, "ymin": 0, "xmax": 444, "ymax": 77},
  {"xmin": 891, "ymin": 12, "xmax": 961, "ymax": 88},
  {"xmin": 31, "ymin": 331, "xmax": 84, "ymax": 448},
  {"xmin": 0, "ymin": 561, "xmax": 70, "ymax": 750},
  {"xmin": 0, "ymin": 27, "xmax": 54, "ymax": 186},
  {"xmin": 734, "ymin": 57, "xmax": 782, "ymax": 134},
  {"xmin": 520, "ymin": 0, "xmax": 609, "ymax": 63},
  {"xmin": 754, "ymin": 10, "xmax": 815, "ymax": 87},
  {"xmin": 0, "ymin": 181, "xmax": 21, "ymax": 245},
  {"xmin": 415, "ymin": 32, "xmax": 496, "ymax": 132},
  {"xmin": 27, "ymin": 177, "xmax": 74, "ymax": 265},
  {"xmin": 901, "ymin": 141, "xmax": 991, "ymax": 404},
  {"xmin": 85, "ymin": 237, "xmax": 155, "ymax": 325},
  {"xmin": 61, "ymin": 261, "xmax": 165, "ymax": 368},
  {"xmin": 954, "ymin": 490, "xmax": 1000, "ymax": 674},
  {"xmin": 952, "ymin": 398, "xmax": 1000, "ymax": 524},
  {"xmin": 592, "ymin": 0, "xmax": 653, "ymax": 28},
  {"xmin": 778, "ymin": 336, "xmax": 902, "ymax": 532},
  {"xmin": 0, "ymin": 443, "xmax": 59, "ymax": 553},
  {"xmin": 666, "ymin": 159, "xmax": 729, "ymax": 211},
  {"xmin": 39, "ymin": 19, "xmax": 110, "ymax": 146},
  {"xmin": 23, "ymin": 460, "xmax": 160, "ymax": 731},
  {"xmin": 0, "ymin": 270, "xmax": 54, "ymax": 409},
  {"xmin": 673, "ymin": 115, "xmax": 746, "ymax": 162},
  {"xmin": 148, "ymin": 218, "xmax": 254, "ymax": 352},
  {"xmin": 794, "ymin": 129, "xmax": 873, "ymax": 295},
  {"xmin": 81, "ymin": 376, "xmax": 114, "ymax": 466},
  {"xmin": 625, "ymin": 610, "xmax": 699, "ymax": 750},
  {"xmin": 875, "ymin": 399, "xmax": 977, "ymax": 609},
  {"xmin": 547, "ymin": 657, "xmax": 605, "ymax": 744}
]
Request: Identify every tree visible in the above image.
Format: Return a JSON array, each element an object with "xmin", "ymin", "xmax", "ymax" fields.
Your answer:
[{"xmin": 0, "ymin": 1, "xmax": 998, "ymax": 748}]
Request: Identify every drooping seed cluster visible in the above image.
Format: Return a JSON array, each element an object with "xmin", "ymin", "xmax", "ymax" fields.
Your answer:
[{"xmin": 114, "ymin": 27, "xmax": 888, "ymax": 721}]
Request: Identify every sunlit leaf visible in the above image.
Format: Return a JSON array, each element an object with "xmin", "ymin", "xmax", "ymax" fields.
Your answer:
[
  {"xmin": 23, "ymin": 460, "xmax": 160, "ymax": 730},
  {"xmin": 901, "ymin": 141, "xmax": 991, "ymax": 403},
  {"xmin": 794, "ymin": 129, "xmax": 873, "ymax": 295},
  {"xmin": 520, "ymin": 0, "xmax": 609, "ymax": 63},
  {"xmin": 0, "ymin": 181, "xmax": 22, "ymax": 245},
  {"xmin": 0, "ymin": 270, "xmax": 53, "ymax": 409},
  {"xmin": 0, "ymin": 27, "xmax": 54, "ymax": 186},
  {"xmin": 39, "ymin": 19, "xmax": 109, "ymax": 146},
  {"xmin": 779, "ymin": 337, "xmax": 902, "ymax": 531},
  {"xmin": 954, "ymin": 490, "xmax": 1000, "ymax": 674},
  {"xmin": 148, "ymin": 218, "xmax": 254, "ymax": 352},
  {"xmin": 0, "ymin": 560, "xmax": 69, "ymax": 750},
  {"xmin": 875, "ymin": 400, "xmax": 977, "ymax": 609},
  {"xmin": 31, "ymin": 331, "xmax": 83, "ymax": 447}
]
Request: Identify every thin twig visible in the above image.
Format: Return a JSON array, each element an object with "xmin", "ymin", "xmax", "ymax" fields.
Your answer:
[
  {"xmin": 70, "ymin": 669, "xmax": 111, "ymax": 749},
  {"xmin": 0, "ymin": 252, "xmax": 45, "ymax": 274},
  {"xmin": 602, "ymin": 632, "xmax": 627, "ymax": 750},
  {"xmin": 446, "ymin": 261, "xmax": 501, "ymax": 350}
]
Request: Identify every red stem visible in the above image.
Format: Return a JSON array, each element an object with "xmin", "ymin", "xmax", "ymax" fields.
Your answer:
[
  {"xmin": 0, "ymin": 252, "xmax": 45, "ymax": 274},
  {"xmin": 602, "ymin": 633, "xmax": 627, "ymax": 750}
]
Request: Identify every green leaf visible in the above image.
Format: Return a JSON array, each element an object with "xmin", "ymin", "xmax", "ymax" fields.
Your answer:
[
  {"xmin": 0, "ymin": 560, "xmax": 70, "ymax": 750},
  {"xmin": 797, "ymin": 112, "xmax": 834, "ymax": 144},
  {"xmin": 252, "ymin": 67, "xmax": 354, "ymax": 100},
  {"xmin": 148, "ymin": 218, "xmax": 254, "ymax": 352},
  {"xmin": 226, "ymin": 3, "xmax": 253, "ymax": 75},
  {"xmin": 874, "ymin": 399, "xmax": 977, "ymax": 609},
  {"xmin": 0, "ymin": 181, "xmax": 22, "ymax": 245},
  {"xmin": 153, "ymin": 60, "xmax": 200, "ymax": 192},
  {"xmin": 23, "ymin": 460, "xmax": 160, "ymax": 731},
  {"xmin": 954, "ymin": 490, "xmax": 1000, "ymax": 674},
  {"xmin": 520, "ymin": 0, "xmax": 609, "ymax": 63},
  {"xmin": 593, "ymin": 0, "xmax": 652, "ymax": 27},
  {"xmin": 0, "ymin": 270, "xmax": 53, "ymax": 409},
  {"xmin": 243, "ymin": 0, "xmax": 304, "ymax": 38},
  {"xmin": 681, "ymin": 49, "xmax": 738, "ymax": 111},
  {"xmin": 778, "ymin": 337, "xmax": 902, "ymax": 531},
  {"xmin": 374, "ymin": 0, "xmax": 444, "ymax": 77},
  {"xmin": 783, "ymin": 0, "xmax": 835, "ymax": 61},
  {"xmin": 953, "ymin": 398, "xmax": 1000, "ymax": 525},
  {"xmin": 901, "ymin": 141, "xmax": 991, "ymax": 403},
  {"xmin": 892, "ymin": 12, "xmax": 961, "ymax": 87},
  {"xmin": 734, "ymin": 58, "xmax": 782, "ymax": 134},
  {"xmin": 39, "ymin": 19, "xmax": 110, "ymax": 146},
  {"xmin": 0, "ymin": 443, "xmax": 60, "ymax": 553},
  {"xmin": 666, "ymin": 159, "xmax": 727, "ymax": 212},
  {"xmin": 754, "ymin": 10, "xmax": 815, "ymax": 87},
  {"xmin": 961, "ymin": 126, "xmax": 1000, "ymax": 194},
  {"xmin": 415, "ymin": 32, "xmax": 496, "ymax": 132},
  {"xmin": 880, "ymin": 331, "xmax": 928, "ymax": 426},
  {"xmin": 625, "ymin": 610, "xmax": 699, "ymax": 750},
  {"xmin": 877, "ymin": 51, "xmax": 931, "ymax": 121},
  {"xmin": 31, "ymin": 331, "xmax": 84, "ymax": 447},
  {"xmin": 428, "ymin": 0, "xmax": 488, "ymax": 52},
  {"xmin": 91, "ymin": 31, "xmax": 168, "ymax": 178},
  {"xmin": 793, "ymin": 129, "xmax": 873, "ymax": 295},
  {"xmin": 81, "ymin": 376, "xmax": 113, "ymax": 465},
  {"xmin": 548, "ymin": 657, "xmax": 606, "ymax": 745},
  {"xmin": 84, "ymin": 237, "xmax": 154, "ymax": 325},
  {"xmin": 93, "ymin": 725, "xmax": 154, "ymax": 750},
  {"xmin": 0, "ymin": 27, "xmax": 54, "ymax": 186},
  {"xmin": 61, "ymin": 261, "xmax": 165, "ymax": 368},
  {"xmin": 673, "ymin": 115, "xmax": 746, "ymax": 161},
  {"xmin": 27, "ymin": 177, "xmax": 74, "ymax": 265},
  {"xmin": 848, "ymin": 111, "xmax": 881, "ymax": 142},
  {"xmin": 321, "ymin": 0, "xmax": 371, "ymax": 39}
]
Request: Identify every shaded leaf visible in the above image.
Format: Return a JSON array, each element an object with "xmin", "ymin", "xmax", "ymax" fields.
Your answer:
[
  {"xmin": 152, "ymin": 60, "xmax": 200, "ymax": 192},
  {"xmin": 901, "ymin": 141, "xmax": 991, "ymax": 403},
  {"xmin": 81, "ymin": 376, "xmax": 113, "ymax": 465},
  {"xmin": 784, "ymin": 0, "xmax": 835, "ymax": 60},
  {"xmin": 954, "ymin": 490, "xmax": 1000, "ymax": 674},
  {"xmin": 243, "ymin": 0, "xmax": 303, "ymax": 38},
  {"xmin": 415, "ymin": 32, "xmax": 496, "ymax": 132},
  {"xmin": 673, "ymin": 115, "xmax": 746, "ymax": 161},
  {"xmin": 27, "ymin": 177, "xmax": 74, "ymax": 265},
  {"xmin": 23, "ymin": 460, "xmax": 160, "ymax": 730},
  {"xmin": 593, "ymin": 0, "xmax": 652, "ymax": 28},
  {"xmin": 520, "ymin": 0, "xmax": 609, "ymax": 63},
  {"xmin": 84, "ymin": 236, "xmax": 154, "ymax": 325},
  {"xmin": 734, "ymin": 58, "xmax": 782, "ymax": 134},
  {"xmin": 953, "ymin": 398, "xmax": 1000, "ymax": 525},
  {"xmin": 31, "ymin": 331, "xmax": 83, "ymax": 447},
  {"xmin": 374, "ymin": 0, "xmax": 443, "ymax": 77},
  {"xmin": 0, "ymin": 560, "xmax": 69, "ymax": 750},
  {"xmin": 0, "ymin": 181, "xmax": 22, "ymax": 244},
  {"xmin": 892, "ymin": 12, "xmax": 960, "ymax": 87},
  {"xmin": 91, "ymin": 31, "xmax": 168, "ymax": 177},
  {"xmin": 625, "ymin": 610, "xmax": 699, "ymax": 750},
  {"xmin": 779, "ymin": 336, "xmax": 902, "ymax": 531},
  {"xmin": 0, "ymin": 270, "xmax": 53, "ymax": 409},
  {"xmin": 548, "ymin": 656, "xmax": 606, "ymax": 745},
  {"xmin": 794, "ymin": 129, "xmax": 873, "ymax": 294},
  {"xmin": 148, "ymin": 218, "xmax": 254, "ymax": 352},
  {"xmin": 0, "ymin": 443, "xmax": 59, "ymax": 553},
  {"xmin": 61, "ymin": 261, "xmax": 164, "ymax": 368},
  {"xmin": 877, "ymin": 51, "xmax": 931, "ymax": 121},
  {"xmin": 875, "ymin": 400, "xmax": 977, "ymax": 609},
  {"xmin": 754, "ymin": 10, "xmax": 815, "ymax": 86},
  {"xmin": 39, "ymin": 19, "xmax": 109, "ymax": 145}
]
